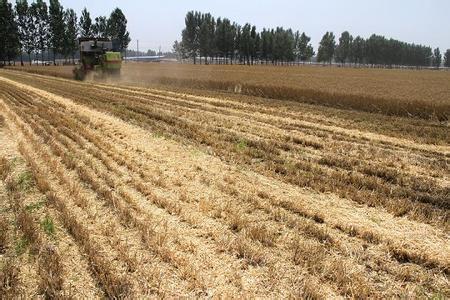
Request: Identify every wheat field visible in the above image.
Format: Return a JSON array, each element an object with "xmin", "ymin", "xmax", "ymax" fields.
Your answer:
[
  {"xmin": 7, "ymin": 63, "xmax": 450, "ymax": 120},
  {"xmin": 0, "ymin": 67, "xmax": 448, "ymax": 298}
]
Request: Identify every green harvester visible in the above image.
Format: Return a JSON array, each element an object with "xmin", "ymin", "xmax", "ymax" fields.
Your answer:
[{"xmin": 73, "ymin": 38, "xmax": 122, "ymax": 80}]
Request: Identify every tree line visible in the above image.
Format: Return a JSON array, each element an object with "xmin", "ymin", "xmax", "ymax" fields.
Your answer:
[
  {"xmin": 318, "ymin": 32, "xmax": 445, "ymax": 68},
  {"xmin": 0, "ymin": 0, "xmax": 130, "ymax": 65},
  {"xmin": 174, "ymin": 11, "xmax": 315, "ymax": 65},
  {"xmin": 175, "ymin": 11, "xmax": 450, "ymax": 68}
]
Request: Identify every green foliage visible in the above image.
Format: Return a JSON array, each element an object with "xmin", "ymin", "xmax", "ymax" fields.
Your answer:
[
  {"xmin": 17, "ymin": 171, "xmax": 33, "ymax": 191},
  {"xmin": 49, "ymin": 0, "xmax": 64, "ymax": 62},
  {"xmin": 15, "ymin": 237, "xmax": 28, "ymax": 255},
  {"xmin": 445, "ymin": 49, "xmax": 450, "ymax": 68},
  {"xmin": 63, "ymin": 8, "xmax": 78, "ymax": 60},
  {"xmin": 214, "ymin": 18, "xmax": 236, "ymax": 63},
  {"xmin": 35, "ymin": 1, "xmax": 48, "ymax": 54},
  {"xmin": 25, "ymin": 199, "xmax": 46, "ymax": 212},
  {"xmin": 4, "ymin": 2, "xmax": 131, "ymax": 64},
  {"xmin": 107, "ymin": 7, "xmax": 130, "ymax": 52},
  {"xmin": 16, "ymin": 3, "xmax": 129, "ymax": 63},
  {"xmin": 93, "ymin": 16, "xmax": 107, "ymax": 38},
  {"xmin": 172, "ymin": 40, "xmax": 187, "ymax": 60},
  {"xmin": 240, "ymin": 23, "xmax": 252, "ymax": 64},
  {"xmin": 180, "ymin": 11, "xmax": 438, "ymax": 68},
  {"xmin": 350, "ymin": 36, "xmax": 365, "ymax": 64},
  {"xmin": 79, "ymin": 7, "xmax": 92, "ymax": 37},
  {"xmin": 0, "ymin": 0, "xmax": 20, "ymax": 63},
  {"xmin": 365, "ymin": 34, "xmax": 431, "ymax": 67},
  {"xmin": 15, "ymin": 0, "xmax": 28, "ymax": 64},
  {"xmin": 277, "ymin": 27, "xmax": 295, "ymax": 62},
  {"xmin": 237, "ymin": 139, "xmax": 247, "ymax": 151},
  {"xmin": 198, "ymin": 13, "xmax": 215, "ymax": 63},
  {"xmin": 182, "ymin": 11, "xmax": 201, "ymax": 63},
  {"xmin": 431, "ymin": 293, "xmax": 445, "ymax": 300},
  {"xmin": 317, "ymin": 32, "xmax": 336, "ymax": 63},
  {"xmin": 432, "ymin": 48, "xmax": 442, "ymax": 68},
  {"xmin": 335, "ymin": 31, "xmax": 353, "ymax": 64},
  {"xmin": 296, "ymin": 32, "xmax": 314, "ymax": 62},
  {"xmin": 260, "ymin": 28, "xmax": 273, "ymax": 62},
  {"xmin": 152, "ymin": 132, "xmax": 164, "ymax": 139},
  {"xmin": 40, "ymin": 215, "xmax": 55, "ymax": 236},
  {"xmin": 182, "ymin": 11, "xmax": 306, "ymax": 65}
]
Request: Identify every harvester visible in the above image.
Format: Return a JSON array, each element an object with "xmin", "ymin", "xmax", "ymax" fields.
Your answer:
[{"xmin": 73, "ymin": 38, "xmax": 122, "ymax": 80}]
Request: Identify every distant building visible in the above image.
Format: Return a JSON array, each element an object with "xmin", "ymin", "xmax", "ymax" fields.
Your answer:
[{"xmin": 123, "ymin": 55, "xmax": 165, "ymax": 62}]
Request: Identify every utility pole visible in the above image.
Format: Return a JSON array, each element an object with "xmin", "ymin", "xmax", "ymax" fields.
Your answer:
[{"xmin": 137, "ymin": 40, "xmax": 139, "ymax": 58}]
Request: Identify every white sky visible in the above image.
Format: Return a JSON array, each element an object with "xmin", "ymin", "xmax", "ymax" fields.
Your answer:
[{"xmin": 19, "ymin": 0, "xmax": 450, "ymax": 52}]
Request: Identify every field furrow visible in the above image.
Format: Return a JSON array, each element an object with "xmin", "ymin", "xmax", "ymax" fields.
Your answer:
[{"xmin": 0, "ymin": 104, "xmax": 103, "ymax": 298}]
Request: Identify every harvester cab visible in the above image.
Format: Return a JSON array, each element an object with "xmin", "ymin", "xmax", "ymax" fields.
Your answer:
[{"xmin": 74, "ymin": 38, "xmax": 122, "ymax": 81}]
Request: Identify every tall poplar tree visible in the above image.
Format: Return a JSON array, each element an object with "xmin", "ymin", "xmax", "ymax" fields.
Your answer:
[
  {"xmin": 433, "ymin": 48, "xmax": 442, "ymax": 68},
  {"xmin": 20, "ymin": 1, "xmax": 36, "ymax": 64},
  {"xmin": 444, "ymin": 49, "xmax": 450, "ymax": 68},
  {"xmin": 93, "ymin": 16, "xmax": 108, "ymax": 38},
  {"xmin": 317, "ymin": 32, "xmax": 336, "ymax": 64},
  {"xmin": 32, "ymin": 0, "xmax": 49, "ymax": 65},
  {"xmin": 107, "ymin": 8, "xmax": 130, "ymax": 52},
  {"xmin": 79, "ymin": 8, "xmax": 92, "ymax": 37},
  {"xmin": 49, "ymin": 0, "xmax": 64, "ymax": 64},
  {"xmin": 182, "ymin": 11, "xmax": 200, "ymax": 64},
  {"xmin": 63, "ymin": 8, "xmax": 77, "ymax": 63},
  {"xmin": 350, "ymin": 36, "xmax": 365, "ymax": 64},
  {"xmin": 15, "ymin": 0, "xmax": 29, "ymax": 65},
  {"xmin": 0, "ymin": 0, "xmax": 20, "ymax": 64},
  {"xmin": 298, "ymin": 32, "xmax": 314, "ymax": 63},
  {"xmin": 335, "ymin": 31, "xmax": 352, "ymax": 64},
  {"xmin": 198, "ymin": 13, "xmax": 214, "ymax": 64}
]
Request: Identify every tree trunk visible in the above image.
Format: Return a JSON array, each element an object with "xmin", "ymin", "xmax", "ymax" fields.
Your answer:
[
  {"xmin": 28, "ymin": 53, "xmax": 32, "ymax": 65},
  {"xmin": 20, "ymin": 52, "xmax": 23, "ymax": 66}
]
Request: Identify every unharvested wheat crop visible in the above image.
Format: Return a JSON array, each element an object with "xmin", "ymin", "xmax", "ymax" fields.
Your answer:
[
  {"xmin": 0, "ymin": 68, "xmax": 448, "ymax": 298},
  {"xmin": 7, "ymin": 63, "xmax": 450, "ymax": 120}
]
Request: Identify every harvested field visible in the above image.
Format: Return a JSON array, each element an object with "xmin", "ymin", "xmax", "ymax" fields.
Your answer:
[{"xmin": 0, "ymin": 68, "xmax": 449, "ymax": 298}]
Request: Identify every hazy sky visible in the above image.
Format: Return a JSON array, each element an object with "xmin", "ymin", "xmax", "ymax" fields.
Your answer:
[{"xmin": 46, "ymin": 0, "xmax": 450, "ymax": 52}]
